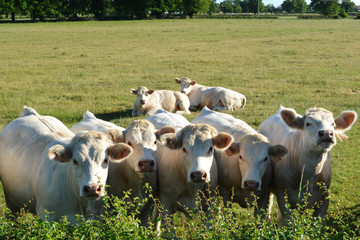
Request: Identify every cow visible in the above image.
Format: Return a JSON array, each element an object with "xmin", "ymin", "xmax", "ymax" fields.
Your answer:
[
  {"xmin": 258, "ymin": 106, "xmax": 357, "ymax": 226},
  {"xmin": 71, "ymin": 114, "xmax": 175, "ymax": 225},
  {"xmin": 191, "ymin": 107, "xmax": 288, "ymax": 217},
  {"xmin": 70, "ymin": 111, "xmax": 125, "ymax": 133},
  {"xmin": 0, "ymin": 106, "xmax": 132, "ymax": 223},
  {"xmin": 174, "ymin": 77, "xmax": 246, "ymax": 111},
  {"xmin": 146, "ymin": 109, "xmax": 190, "ymax": 132},
  {"xmin": 130, "ymin": 86, "xmax": 191, "ymax": 116},
  {"xmin": 154, "ymin": 123, "xmax": 233, "ymax": 230}
]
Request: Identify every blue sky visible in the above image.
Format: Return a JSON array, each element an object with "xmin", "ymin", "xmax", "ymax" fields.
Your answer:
[{"xmin": 217, "ymin": 0, "xmax": 360, "ymax": 8}]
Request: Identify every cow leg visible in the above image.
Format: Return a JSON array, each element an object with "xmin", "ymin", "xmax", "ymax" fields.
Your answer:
[
  {"xmin": 176, "ymin": 101, "xmax": 191, "ymax": 115},
  {"xmin": 254, "ymin": 189, "xmax": 271, "ymax": 220}
]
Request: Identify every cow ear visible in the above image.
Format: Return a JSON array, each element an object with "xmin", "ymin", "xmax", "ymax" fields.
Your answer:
[
  {"xmin": 335, "ymin": 111, "xmax": 357, "ymax": 131},
  {"xmin": 106, "ymin": 129, "xmax": 124, "ymax": 143},
  {"xmin": 225, "ymin": 142, "xmax": 240, "ymax": 157},
  {"xmin": 280, "ymin": 109, "xmax": 304, "ymax": 129},
  {"xmin": 156, "ymin": 126, "xmax": 176, "ymax": 140},
  {"xmin": 190, "ymin": 80, "xmax": 197, "ymax": 86},
  {"xmin": 148, "ymin": 89, "xmax": 155, "ymax": 95},
  {"xmin": 48, "ymin": 145, "xmax": 72, "ymax": 163},
  {"xmin": 174, "ymin": 78, "xmax": 181, "ymax": 84},
  {"xmin": 268, "ymin": 145, "xmax": 288, "ymax": 163},
  {"xmin": 213, "ymin": 132, "xmax": 233, "ymax": 150},
  {"xmin": 160, "ymin": 133, "xmax": 181, "ymax": 149},
  {"xmin": 130, "ymin": 88, "xmax": 137, "ymax": 94},
  {"xmin": 107, "ymin": 143, "xmax": 132, "ymax": 161}
]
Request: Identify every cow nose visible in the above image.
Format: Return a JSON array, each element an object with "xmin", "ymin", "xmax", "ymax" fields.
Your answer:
[
  {"xmin": 318, "ymin": 130, "xmax": 334, "ymax": 139},
  {"xmin": 140, "ymin": 100, "xmax": 145, "ymax": 104},
  {"xmin": 138, "ymin": 160, "xmax": 155, "ymax": 172},
  {"xmin": 83, "ymin": 184, "xmax": 102, "ymax": 197},
  {"xmin": 244, "ymin": 180, "xmax": 259, "ymax": 190},
  {"xmin": 190, "ymin": 170, "xmax": 207, "ymax": 182},
  {"xmin": 181, "ymin": 91, "xmax": 186, "ymax": 94}
]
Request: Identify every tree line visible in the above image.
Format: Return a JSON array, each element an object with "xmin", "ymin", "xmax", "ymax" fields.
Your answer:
[{"xmin": 0, "ymin": 0, "xmax": 357, "ymax": 22}]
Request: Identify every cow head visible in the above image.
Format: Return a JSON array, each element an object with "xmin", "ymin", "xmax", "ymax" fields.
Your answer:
[
  {"xmin": 48, "ymin": 131, "xmax": 132, "ymax": 199},
  {"xmin": 130, "ymin": 86, "xmax": 155, "ymax": 105},
  {"xmin": 174, "ymin": 77, "xmax": 197, "ymax": 95},
  {"xmin": 161, "ymin": 124, "xmax": 233, "ymax": 184},
  {"xmin": 107, "ymin": 120, "xmax": 175, "ymax": 176},
  {"xmin": 280, "ymin": 108, "xmax": 357, "ymax": 153},
  {"xmin": 226, "ymin": 134, "xmax": 287, "ymax": 191}
]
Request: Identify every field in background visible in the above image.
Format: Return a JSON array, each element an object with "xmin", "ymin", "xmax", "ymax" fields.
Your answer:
[{"xmin": 0, "ymin": 19, "xmax": 359, "ymax": 225}]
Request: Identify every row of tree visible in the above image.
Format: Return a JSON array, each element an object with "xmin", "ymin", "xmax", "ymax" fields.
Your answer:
[{"xmin": 0, "ymin": 0, "xmax": 357, "ymax": 22}]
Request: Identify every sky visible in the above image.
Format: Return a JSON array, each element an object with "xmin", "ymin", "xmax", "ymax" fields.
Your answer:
[{"xmin": 217, "ymin": 0, "xmax": 360, "ymax": 8}]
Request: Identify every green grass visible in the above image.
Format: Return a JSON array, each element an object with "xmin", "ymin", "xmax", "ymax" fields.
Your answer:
[{"xmin": 0, "ymin": 19, "xmax": 359, "ymax": 238}]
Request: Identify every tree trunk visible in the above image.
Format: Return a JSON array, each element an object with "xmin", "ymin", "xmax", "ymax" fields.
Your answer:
[{"xmin": 11, "ymin": 12, "xmax": 15, "ymax": 23}]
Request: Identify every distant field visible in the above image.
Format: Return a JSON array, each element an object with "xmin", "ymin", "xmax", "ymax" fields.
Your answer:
[{"xmin": 0, "ymin": 19, "xmax": 359, "ymax": 223}]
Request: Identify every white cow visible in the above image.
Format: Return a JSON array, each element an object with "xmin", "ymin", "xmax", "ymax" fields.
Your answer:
[
  {"xmin": 0, "ymin": 107, "xmax": 132, "ymax": 223},
  {"xmin": 192, "ymin": 107, "xmax": 287, "ymax": 216},
  {"xmin": 130, "ymin": 86, "xmax": 191, "ymax": 116},
  {"xmin": 146, "ymin": 109, "xmax": 190, "ymax": 132},
  {"xmin": 71, "ymin": 114, "xmax": 175, "ymax": 225},
  {"xmin": 70, "ymin": 111, "xmax": 125, "ymax": 133},
  {"xmin": 155, "ymin": 124, "xmax": 233, "ymax": 229},
  {"xmin": 175, "ymin": 77, "xmax": 246, "ymax": 111},
  {"xmin": 258, "ymin": 106, "xmax": 357, "ymax": 225}
]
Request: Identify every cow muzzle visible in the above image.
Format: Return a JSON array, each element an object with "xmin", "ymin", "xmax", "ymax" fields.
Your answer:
[
  {"xmin": 244, "ymin": 180, "xmax": 260, "ymax": 191},
  {"xmin": 181, "ymin": 91, "xmax": 186, "ymax": 94},
  {"xmin": 190, "ymin": 170, "xmax": 207, "ymax": 183},
  {"xmin": 83, "ymin": 184, "xmax": 102, "ymax": 198},
  {"xmin": 138, "ymin": 160, "xmax": 156, "ymax": 172},
  {"xmin": 317, "ymin": 130, "xmax": 335, "ymax": 144}
]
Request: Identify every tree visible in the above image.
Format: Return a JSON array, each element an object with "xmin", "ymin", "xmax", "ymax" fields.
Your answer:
[
  {"xmin": 248, "ymin": 0, "xmax": 264, "ymax": 14},
  {"xmin": 27, "ymin": 0, "xmax": 61, "ymax": 20},
  {"xmin": 219, "ymin": 0, "xmax": 233, "ymax": 13},
  {"xmin": 113, "ymin": 0, "xmax": 149, "ymax": 19},
  {"xmin": 182, "ymin": 0, "xmax": 211, "ymax": 17},
  {"xmin": 310, "ymin": 0, "xmax": 341, "ymax": 15},
  {"xmin": 208, "ymin": 0, "xmax": 219, "ymax": 14},
  {"xmin": 0, "ymin": 0, "xmax": 28, "ymax": 22},
  {"xmin": 240, "ymin": 0, "xmax": 250, "ymax": 12},
  {"xmin": 264, "ymin": 3, "xmax": 276, "ymax": 12},
  {"xmin": 341, "ymin": 0, "xmax": 355, "ymax": 12}
]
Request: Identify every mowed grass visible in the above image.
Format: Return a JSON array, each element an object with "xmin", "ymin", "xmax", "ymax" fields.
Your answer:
[{"xmin": 0, "ymin": 19, "xmax": 359, "ymax": 221}]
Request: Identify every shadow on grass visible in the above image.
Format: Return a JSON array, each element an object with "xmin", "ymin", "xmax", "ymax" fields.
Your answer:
[{"xmin": 95, "ymin": 109, "xmax": 133, "ymax": 121}]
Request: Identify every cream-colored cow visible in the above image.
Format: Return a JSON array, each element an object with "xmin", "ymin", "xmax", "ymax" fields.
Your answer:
[
  {"xmin": 0, "ymin": 107, "xmax": 132, "ymax": 223},
  {"xmin": 175, "ymin": 77, "xmax": 246, "ymax": 111},
  {"xmin": 131, "ymin": 86, "xmax": 190, "ymax": 116},
  {"xmin": 154, "ymin": 124, "xmax": 233, "ymax": 230},
  {"xmin": 192, "ymin": 107, "xmax": 287, "ymax": 217},
  {"xmin": 259, "ymin": 106, "xmax": 357, "ymax": 226}
]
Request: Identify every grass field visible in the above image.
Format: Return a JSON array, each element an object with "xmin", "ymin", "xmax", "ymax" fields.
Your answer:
[{"xmin": 0, "ymin": 19, "xmax": 359, "ymax": 237}]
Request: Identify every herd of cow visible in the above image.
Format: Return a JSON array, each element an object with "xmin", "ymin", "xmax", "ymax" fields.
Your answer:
[{"xmin": 0, "ymin": 77, "xmax": 357, "ymax": 230}]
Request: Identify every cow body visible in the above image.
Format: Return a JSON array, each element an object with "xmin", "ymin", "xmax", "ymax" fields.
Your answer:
[
  {"xmin": 0, "ymin": 107, "xmax": 131, "ymax": 223},
  {"xmin": 175, "ymin": 77, "xmax": 246, "ymax": 111},
  {"xmin": 70, "ymin": 111, "xmax": 125, "ymax": 133},
  {"xmin": 258, "ymin": 106, "xmax": 357, "ymax": 225},
  {"xmin": 146, "ymin": 109, "xmax": 190, "ymax": 131},
  {"xmin": 192, "ymin": 107, "xmax": 287, "ymax": 216},
  {"xmin": 155, "ymin": 124, "xmax": 233, "ymax": 229},
  {"xmin": 131, "ymin": 86, "xmax": 190, "ymax": 116}
]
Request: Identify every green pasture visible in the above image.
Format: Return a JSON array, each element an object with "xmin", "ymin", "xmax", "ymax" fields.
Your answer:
[{"xmin": 0, "ymin": 19, "xmax": 359, "ymax": 237}]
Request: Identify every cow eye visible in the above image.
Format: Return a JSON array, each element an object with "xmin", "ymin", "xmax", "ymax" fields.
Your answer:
[
  {"xmin": 239, "ymin": 155, "xmax": 243, "ymax": 160},
  {"xmin": 128, "ymin": 141, "xmax": 133, "ymax": 147},
  {"xmin": 208, "ymin": 147, "xmax": 213, "ymax": 154},
  {"xmin": 306, "ymin": 122, "xmax": 311, "ymax": 127},
  {"xmin": 73, "ymin": 159, "xmax": 78, "ymax": 165},
  {"xmin": 103, "ymin": 158, "xmax": 108, "ymax": 165},
  {"xmin": 154, "ymin": 140, "xmax": 157, "ymax": 145},
  {"xmin": 264, "ymin": 157, "xmax": 268, "ymax": 162},
  {"xmin": 332, "ymin": 122, "xmax": 335, "ymax": 127},
  {"xmin": 182, "ymin": 147, "xmax": 187, "ymax": 153}
]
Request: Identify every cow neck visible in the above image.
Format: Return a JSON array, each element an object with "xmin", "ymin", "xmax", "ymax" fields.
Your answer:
[{"xmin": 293, "ymin": 132, "xmax": 329, "ymax": 189}]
